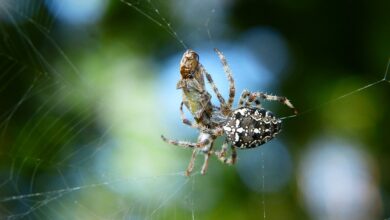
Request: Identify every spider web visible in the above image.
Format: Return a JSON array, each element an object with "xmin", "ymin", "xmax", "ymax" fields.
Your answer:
[
  {"xmin": 0, "ymin": 1, "xmax": 196, "ymax": 219},
  {"xmin": 0, "ymin": 0, "xmax": 389, "ymax": 219}
]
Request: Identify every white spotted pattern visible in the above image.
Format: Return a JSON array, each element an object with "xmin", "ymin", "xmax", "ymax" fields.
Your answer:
[
  {"xmin": 223, "ymin": 107, "xmax": 282, "ymax": 149},
  {"xmin": 237, "ymin": 127, "xmax": 244, "ymax": 133}
]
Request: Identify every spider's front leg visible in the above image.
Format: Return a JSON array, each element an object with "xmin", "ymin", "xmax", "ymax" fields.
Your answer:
[
  {"xmin": 200, "ymin": 64, "xmax": 226, "ymax": 107},
  {"xmin": 251, "ymin": 92, "xmax": 298, "ymax": 115},
  {"xmin": 238, "ymin": 89, "xmax": 251, "ymax": 107},
  {"xmin": 214, "ymin": 48, "xmax": 235, "ymax": 109}
]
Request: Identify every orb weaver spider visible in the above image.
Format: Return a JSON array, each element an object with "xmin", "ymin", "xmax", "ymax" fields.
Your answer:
[{"xmin": 162, "ymin": 49, "xmax": 297, "ymax": 176}]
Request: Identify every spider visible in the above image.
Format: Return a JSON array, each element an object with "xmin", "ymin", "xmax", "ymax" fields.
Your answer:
[{"xmin": 162, "ymin": 49, "xmax": 297, "ymax": 176}]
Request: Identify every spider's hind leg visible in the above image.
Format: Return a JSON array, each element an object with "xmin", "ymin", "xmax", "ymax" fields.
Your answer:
[
  {"xmin": 186, "ymin": 149, "xmax": 197, "ymax": 176},
  {"xmin": 161, "ymin": 135, "xmax": 210, "ymax": 149},
  {"xmin": 184, "ymin": 136, "xmax": 214, "ymax": 176},
  {"xmin": 186, "ymin": 144, "xmax": 214, "ymax": 176},
  {"xmin": 215, "ymin": 139, "xmax": 237, "ymax": 165},
  {"xmin": 200, "ymin": 141, "xmax": 214, "ymax": 175}
]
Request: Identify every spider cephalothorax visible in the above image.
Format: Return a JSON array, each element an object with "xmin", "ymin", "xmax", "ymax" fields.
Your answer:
[
  {"xmin": 162, "ymin": 49, "xmax": 297, "ymax": 175},
  {"xmin": 223, "ymin": 107, "xmax": 282, "ymax": 149}
]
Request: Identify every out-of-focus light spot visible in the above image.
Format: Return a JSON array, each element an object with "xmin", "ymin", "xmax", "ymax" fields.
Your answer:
[
  {"xmin": 45, "ymin": 0, "xmax": 107, "ymax": 25},
  {"xmin": 237, "ymin": 141, "xmax": 292, "ymax": 192},
  {"xmin": 299, "ymin": 137, "xmax": 381, "ymax": 220},
  {"xmin": 94, "ymin": 140, "xmax": 182, "ymax": 196},
  {"xmin": 170, "ymin": 0, "xmax": 228, "ymax": 27},
  {"xmin": 241, "ymin": 27, "xmax": 290, "ymax": 76},
  {"xmin": 169, "ymin": 0, "xmax": 230, "ymax": 43}
]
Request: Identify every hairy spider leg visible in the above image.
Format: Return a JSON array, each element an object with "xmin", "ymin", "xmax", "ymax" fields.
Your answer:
[
  {"xmin": 186, "ymin": 149, "xmax": 197, "ymax": 176},
  {"xmin": 238, "ymin": 89, "xmax": 251, "ymax": 107},
  {"xmin": 200, "ymin": 141, "xmax": 214, "ymax": 175},
  {"xmin": 245, "ymin": 92, "xmax": 259, "ymax": 107},
  {"xmin": 185, "ymin": 136, "xmax": 215, "ymax": 176},
  {"xmin": 215, "ymin": 140, "xmax": 237, "ymax": 165},
  {"xmin": 200, "ymin": 64, "xmax": 227, "ymax": 106},
  {"xmin": 200, "ymin": 152, "xmax": 210, "ymax": 175},
  {"xmin": 219, "ymin": 140, "xmax": 229, "ymax": 158},
  {"xmin": 161, "ymin": 135, "xmax": 210, "ymax": 149},
  {"xmin": 251, "ymin": 92, "xmax": 298, "ymax": 114},
  {"xmin": 230, "ymin": 146, "xmax": 237, "ymax": 164},
  {"xmin": 214, "ymin": 48, "xmax": 236, "ymax": 109}
]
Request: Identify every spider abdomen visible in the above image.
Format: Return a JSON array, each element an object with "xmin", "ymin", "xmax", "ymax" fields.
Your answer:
[{"xmin": 223, "ymin": 107, "xmax": 282, "ymax": 149}]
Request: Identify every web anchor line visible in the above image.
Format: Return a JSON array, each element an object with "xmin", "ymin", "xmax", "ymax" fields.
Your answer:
[
  {"xmin": 281, "ymin": 58, "xmax": 390, "ymax": 120},
  {"xmin": 120, "ymin": 0, "xmax": 188, "ymax": 50}
]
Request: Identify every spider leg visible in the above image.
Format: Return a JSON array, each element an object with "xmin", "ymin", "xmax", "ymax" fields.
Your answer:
[
  {"xmin": 238, "ymin": 89, "xmax": 251, "ymax": 108},
  {"xmin": 200, "ymin": 151, "xmax": 211, "ymax": 175},
  {"xmin": 186, "ymin": 136, "xmax": 214, "ymax": 176},
  {"xmin": 253, "ymin": 97, "xmax": 263, "ymax": 109},
  {"xmin": 217, "ymin": 139, "xmax": 229, "ymax": 158},
  {"xmin": 215, "ymin": 140, "xmax": 237, "ymax": 165},
  {"xmin": 245, "ymin": 92, "xmax": 258, "ymax": 107},
  {"xmin": 214, "ymin": 48, "xmax": 235, "ymax": 109},
  {"xmin": 230, "ymin": 146, "xmax": 237, "ymax": 164},
  {"xmin": 200, "ymin": 64, "xmax": 226, "ymax": 106},
  {"xmin": 161, "ymin": 135, "xmax": 210, "ymax": 149},
  {"xmin": 251, "ymin": 92, "xmax": 298, "ymax": 114},
  {"xmin": 186, "ymin": 149, "xmax": 197, "ymax": 176},
  {"xmin": 200, "ymin": 141, "xmax": 214, "ymax": 175}
]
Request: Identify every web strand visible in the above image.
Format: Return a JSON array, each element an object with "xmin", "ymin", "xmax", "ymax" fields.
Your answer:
[
  {"xmin": 383, "ymin": 57, "xmax": 390, "ymax": 81},
  {"xmin": 261, "ymin": 148, "xmax": 266, "ymax": 219},
  {"xmin": 120, "ymin": 0, "xmax": 188, "ymax": 50},
  {"xmin": 150, "ymin": 178, "xmax": 190, "ymax": 217},
  {"xmin": 281, "ymin": 59, "xmax": 390, "ymax": 120},
  {"xmin": 0, "ymin": 171, "xmax": 186, "ymax": 203}
]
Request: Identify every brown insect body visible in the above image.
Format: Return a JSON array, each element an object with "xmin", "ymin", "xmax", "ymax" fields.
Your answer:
[{"xmin": 176, "ymin": 50, "xmax": 214, "ymax": 125}]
